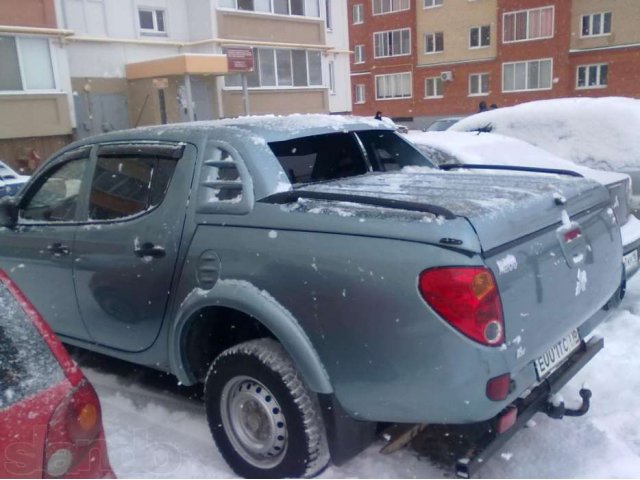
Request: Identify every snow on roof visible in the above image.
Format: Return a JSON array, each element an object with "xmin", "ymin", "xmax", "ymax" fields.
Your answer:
[
  {"xmin": 405, "ymin": 130, "xmax": 627, "ymax": 186},
  {"xmin": 449, "ymin": 97, "xmax": 640, "ymax": 172}
]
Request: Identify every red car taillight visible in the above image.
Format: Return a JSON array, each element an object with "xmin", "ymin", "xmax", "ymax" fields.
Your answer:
[
  {"xmin": 44, "ymin": 380, "xmax": 103, "ymax": 478},
  {"xmin": 418, "ymin": 267, "xmax": 505, "ymax": 346}
]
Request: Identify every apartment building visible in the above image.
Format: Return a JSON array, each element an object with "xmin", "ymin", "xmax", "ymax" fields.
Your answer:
[
  {"xmin": 56, "ymin": 0, "xmax": 351, "ymax": 140},
  {"xmin": 349, "ymin": 0, "xmax": 417, "ymax": 118},
  {"xmin": 348, "ymin": 0, "xmax": 640, "ymax": 127},
  {"xmin": 0, "ymin": 0, "xmax": 74, "ymax": 170}
]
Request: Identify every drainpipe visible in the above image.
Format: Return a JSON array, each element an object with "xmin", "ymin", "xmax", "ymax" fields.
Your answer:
[{"xmin": 184, "ymin": 74, "xmax": 195, "ymax": 122}]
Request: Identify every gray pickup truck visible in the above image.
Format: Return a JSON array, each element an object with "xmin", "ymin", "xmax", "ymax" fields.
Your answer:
[{"xmin": 0, "ymin": 115, "xmax": 623, "ymax": 478}]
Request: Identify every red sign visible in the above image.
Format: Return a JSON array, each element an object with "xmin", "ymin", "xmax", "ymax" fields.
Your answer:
[{"xmin": 225, "ymin": 46, "xmax": 254, "ymax": 73}]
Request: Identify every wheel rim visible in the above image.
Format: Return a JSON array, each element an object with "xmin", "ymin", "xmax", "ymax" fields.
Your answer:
[{"xmin": 220, "ymin": 375, "xmax": 288, "ymax": 469}]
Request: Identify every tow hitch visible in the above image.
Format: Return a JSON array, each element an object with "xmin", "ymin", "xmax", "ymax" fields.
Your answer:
[
  {"xmin": 545, "ymin": 388, "xmax": 592, "ymax": 419},
  {"xmin": 397, "ymin": 336, "xmax": 603, "ymax": 478}
]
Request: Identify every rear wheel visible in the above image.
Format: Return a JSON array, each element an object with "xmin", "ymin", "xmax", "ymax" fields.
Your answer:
[{"xmin": 204, "ymin": 338, "xmax": 329, "ymax": 478}]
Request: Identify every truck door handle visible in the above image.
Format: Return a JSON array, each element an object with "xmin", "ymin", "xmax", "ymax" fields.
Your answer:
[
  {"xmin": 134, "ymin": 242, "xmax": 166, "ymax": 259},
  {"xmin": 47, "ymin": 242, "xmax": 70, "ymax": 256}
]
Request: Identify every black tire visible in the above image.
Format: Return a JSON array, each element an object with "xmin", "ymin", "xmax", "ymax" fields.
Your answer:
[{"xmin": 204, "ymin": 338, "xmax": 329, "ymax": 478}]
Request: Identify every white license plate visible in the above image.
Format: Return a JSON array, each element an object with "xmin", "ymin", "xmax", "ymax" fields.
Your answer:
[
  {"xmin": 624, "ymin": 249, "xmax": 639, "ymax": 272},
  {"xmin": 534, "ymin": 330, "xmax": 581, "ymax": 380}
]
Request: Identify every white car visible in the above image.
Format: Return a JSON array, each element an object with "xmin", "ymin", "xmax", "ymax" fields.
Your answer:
[
  {"xmin": 0, "ymin": 160, "xmax": 30, "ymax": 198},
  {"xmin": 406, "ymin": 130, "xmax": 640, "ymax": 282}
]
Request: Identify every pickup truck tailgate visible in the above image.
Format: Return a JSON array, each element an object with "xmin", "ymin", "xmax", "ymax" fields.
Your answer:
[{"xmin": 301, "ymin": 170, "xmax": 622, "ymax": 367}]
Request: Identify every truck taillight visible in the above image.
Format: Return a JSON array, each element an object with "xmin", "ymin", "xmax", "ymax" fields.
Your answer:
[
  {"xmin": 418, "ymin": 267, "xmax": 505, "ymax": 346},
  {"xmin": 44, "ymin": 380, "xmax": 102, "ymax": 478}
]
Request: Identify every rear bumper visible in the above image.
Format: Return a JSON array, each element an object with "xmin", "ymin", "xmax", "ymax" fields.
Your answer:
[
  {"xmin": 456, "ymin": 335, "xmax": 603, "ymax": 478},
  {"xmin": 621, "ymin": 215, "xmax": 640, "ymax": 278}
]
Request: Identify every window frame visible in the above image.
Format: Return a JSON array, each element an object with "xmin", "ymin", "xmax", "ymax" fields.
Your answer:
[
  {"xmin": 137, "ymin": 8, "xmax": 167, "ymax": 36},
  {"xmin": 580, "ymin": 12, "xmax": 612, "ymax": 38},
  {"xmin": 468, "ymin": 72, "xmax": 489, "ymax": 96},
  {"xmin": 502, "ymin": 6, "xmax": 554, "ymax": 43},
  {"xmin": 576, "ymin": 63, "xmax": 608, "ymax": 89},
  {"xmin": 424, "ymin": 76, "xmax": 443, "ymax": 99},
  {"xmin": 373, "ymin": 28, "xmax": 411, "ymax": 58},
  {"xmin": 424, "ymin": 0, "xmax": 443, "ymax": 9},
  {"xmin": 372, "ymin": 0, "xmax": 410, "ymax": 16},
  {"xmin": 424, "ymin": 31, "xmax": 444, "ymax": 54},
  {"xmin": 352, "ymin": 3, "xmax": 364, "ymax": 24},
  {"xmin": 374, "ymin": 71, "xmax": 412, "ymax": 100},
  {"xmin": 502, "ymin": 58, "xmax": 553, "ymax": 93},
  {"xmin": 355, "ymin": 84, "xmax": 366, "ymax": 104},
  {"xmin": 223, "ymin": 47, "xmax": 324, "ymax": 89},
  {"xmin": 469, "ymin": 25, "xmax": 490, "ymax": 49},
  {"xmin": 0, "ymin": 35, "xmax": 57, "ymax": 94},
  {"xmin": 217, "ymin": 0, "xmax": 321, "ymax": 18},
  {"xmin": 354, "ymin": 44, "xmax": 365, "ymax": 64}
]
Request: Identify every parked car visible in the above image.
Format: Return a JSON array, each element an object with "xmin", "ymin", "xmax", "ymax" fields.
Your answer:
[
  {"xmin": 0, "ymin": 160, "xmax": 30, "ymax": 198},
  {"xmin": 406, "ymin": 130, "xmax": 640, "ymax": 282},
  {"xmin": 0, "ymin": 115, "xmax": 623, "ymax": 478},
  {"xmin": 0, "ymin": 270, "xmax": 114, "ymax": 478},
  {"xmin": 450, "ymin": 97, "xmax": 640, "ymax": 211},
  {"xmin": 424, "ymin": 116, "xmax": 465, "ymax": 132}
]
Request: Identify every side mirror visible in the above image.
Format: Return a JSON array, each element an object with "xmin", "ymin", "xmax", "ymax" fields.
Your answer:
[{"xmin": 0, "ymin": 199, "xmax": 17, "ymax": 228}]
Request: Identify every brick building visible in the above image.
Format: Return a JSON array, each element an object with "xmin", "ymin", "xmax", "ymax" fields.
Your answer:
[{"xmin": 348, "ymin": 0, "xmax": 640, "ymax": 129}]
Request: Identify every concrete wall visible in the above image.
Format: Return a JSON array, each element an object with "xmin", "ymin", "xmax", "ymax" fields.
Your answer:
[
  {"xmin": 325, "ymin": 0, "xmax": 352, "ymax": 113},
  {"xmin": 0, "ymin": 94, "xmax": 72, "ymax": 139},
  {"xmin": 571, "ymin": 0, "xmax": 640, "ymax": 50},
  {"xmin": 222, "ymin": 89, "xmax": 328, "ymax": 117},
  {"xmin": 416, "ymin": 0, "xmax": 498, "ymax": 66}
]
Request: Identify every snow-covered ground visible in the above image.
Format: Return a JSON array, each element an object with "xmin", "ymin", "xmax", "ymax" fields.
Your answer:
[{"xmin": 75, "ymin": 276, "xmax": 640, "ymax": 478}]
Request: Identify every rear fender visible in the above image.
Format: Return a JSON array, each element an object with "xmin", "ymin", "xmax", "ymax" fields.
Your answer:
[{"xmin": 169, "ymin": 279, "xmax": 333, "ymax": 394}]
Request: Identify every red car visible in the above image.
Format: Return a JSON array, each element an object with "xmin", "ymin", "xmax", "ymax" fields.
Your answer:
[{"xmin": 0, "ymin": 270, "xmax": 114, "ymax": 478}]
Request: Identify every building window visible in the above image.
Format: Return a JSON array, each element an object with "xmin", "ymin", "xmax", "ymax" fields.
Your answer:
[
  {"xmin": 576, "ymin": 64, "xmax": 608, "ymax": 89},
  {"xmin": 0, "ymin": 36, "xmax": 55, "ymax": 91},
  {"xmin": 503, "ymin": 6, "xmax": 554, "ymax": 42},
  {"xmin": 375, "ymin": 72, "xmax": 411, "ymax": 99},
  {"xmin": 373, "ymin": 0, "xmax": 409, "ymax": 15},
  {"xmin": 353, "ymin": 3, "xmax": 364, "ymax": 23},
  {"xmin": 424, "ymin": 32, "xmax": 444, "ymax": 53},
  {"xmin": 374, "ymin": 28, "xmax": 411, "ymax": 58},
  {"xmin": 581, "ymin": 12, "xmax": 612, "ymax": 37},
  {"xmin": 218, "ymin": 0, "xmax": 321, "ymax": 18},
  {"xmin": 469, "ymin": 73, "xmax": 489, "ymax": 96},
  {"xmin": 225, "ymin": 48, "xmax": 323, "ymax": 88},
  {"xmin": 425, "ymin": 77, "xmax": 443, "ymax": 98},
  {"xmin": 469, "ymin": 25, "xmax": 490, "ymax": 48},
  {"xmin": 325, "ymin": 0, "xmax": 332, "ymax": 28},
  {"xmin": 503, "ymin": 58, "xmax": 552, "ymax": 92},
  {"xmin": 354, "ymin": 44, "xmax": 365, "ymax": 63},
  {"xmin": 328, "ymin": 61, "xmax": 335, "ymax": 94},
  {"xmin": 355, "ymin": 84, "xmax": 365, "ymax": 103},
  {"xmin": 424, "ymin": 0, "xmax": 443, "ymax": 8},
  {"xmin": 138, "ymin": 9, "xmax": 166, "ymax": 35}
]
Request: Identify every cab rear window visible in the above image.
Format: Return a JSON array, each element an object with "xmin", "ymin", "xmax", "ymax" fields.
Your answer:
[
  {"xmin": 0, "ymin": 281, "xmax": 64, "ymax": 410},
  {"xmin": 268, "ymin": 130, "xmax": 435, "ymax": 185}
]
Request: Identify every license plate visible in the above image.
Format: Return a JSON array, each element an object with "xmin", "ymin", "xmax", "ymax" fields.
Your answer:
[
  {"xmin": 534, "ymin": 330, "xmax": 581, "ymax": 380},
  {"xmin": 623, "ymin": 249, "xmax": 639, "ymax": 272}
]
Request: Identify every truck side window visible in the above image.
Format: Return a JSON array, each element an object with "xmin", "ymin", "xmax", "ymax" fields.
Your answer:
[
  {"xmin": 269, "ymin": 132, "xmax": 367, "ymax": 184},
  {"xmin": 88, "ymin": 154, "xmax": 177, "ymax": 221},
  {"xmin": 356, "ymin": 130, "xmax": 436, "ymax": 171},
  {"xmin": 20, "ymin": 159, "xmax": 87, "ymax": 223}
]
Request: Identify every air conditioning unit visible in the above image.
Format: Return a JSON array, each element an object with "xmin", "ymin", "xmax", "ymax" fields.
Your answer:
[{"xmin": 440, "ymin": 71, "xmax": 453, "ymax": 82}]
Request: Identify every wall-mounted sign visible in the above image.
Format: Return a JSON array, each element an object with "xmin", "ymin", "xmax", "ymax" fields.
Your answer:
[
  {"xmin": 152, "ymin": 78, "xmax": 169, "ymax": 89},
  {"xmin": 225, "ymin": 46, "xmax": 254, "ymax": 73}
]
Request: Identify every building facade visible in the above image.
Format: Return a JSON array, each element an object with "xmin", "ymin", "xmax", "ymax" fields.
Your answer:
[
  {"xmin": 58, "ymin": 0, "xmax": 351, "ymax": 139},
  {"xmin": 0, "ymin": 0, "xmax": 351, "ymax": 166},
  {"xmin": 348, "ymin": 0, "xmax": 640, "ymax": 128},
  {"xmin": 0, "ymin": 0, "xmax": 74, "ymax": 171}
]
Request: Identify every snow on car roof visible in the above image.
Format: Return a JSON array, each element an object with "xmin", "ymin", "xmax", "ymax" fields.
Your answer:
[
  {"xmin": 134, "ymin": 114, "xmax": 395, "ymax": 143},
  {"xmin": 405, "ymin": 130, "xmax": 628, "ymax": 186},
  {"xmin": 449, "ymin": 96, "xmax": 640, "ymax": 171}
]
